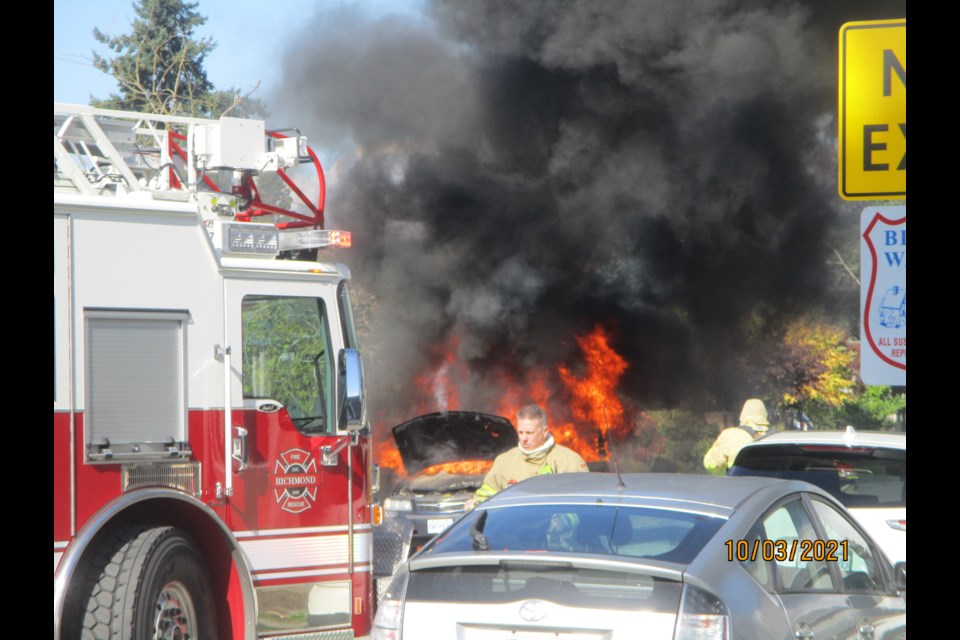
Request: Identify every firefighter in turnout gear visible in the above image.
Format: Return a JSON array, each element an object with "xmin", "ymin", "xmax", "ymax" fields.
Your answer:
[
  {"xmin": 703, "ymin": 398, "xmax": 770, "ymax": 475},
  {"xmin": 465, "ymin": 404, "xmax": 588, "ymax": 510}
]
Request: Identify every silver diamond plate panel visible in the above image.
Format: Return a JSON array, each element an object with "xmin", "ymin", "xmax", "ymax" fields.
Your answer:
[
  {"xmin": 122, "ymin": 462, "xmax": 200, "ymax": 496},
  {"xmin": 376, "ymin": 576, "xmax": 395, "ymax": 607},
  {"xmin": 373, "ymin": 517, "xmax": 413, "ymax": 577},
  {"xmin": 373, "ymin": 533, "xmax": 405, "ymax": 576}
]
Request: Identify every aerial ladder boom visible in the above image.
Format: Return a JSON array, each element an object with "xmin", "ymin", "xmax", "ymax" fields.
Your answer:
[{"xmin": 54, "ymin": 103, "xmax": 343, "ymax": 256}]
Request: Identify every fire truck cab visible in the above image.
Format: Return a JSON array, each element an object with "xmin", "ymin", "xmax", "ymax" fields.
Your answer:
[{"xmin": 54, "ymin": 104, "xmax": 375, "ymax": 639}]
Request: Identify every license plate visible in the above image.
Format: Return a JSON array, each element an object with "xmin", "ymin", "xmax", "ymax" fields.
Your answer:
[{"xmin": 427, "ymin": 518, "xmax": 454, "ymax": 534}]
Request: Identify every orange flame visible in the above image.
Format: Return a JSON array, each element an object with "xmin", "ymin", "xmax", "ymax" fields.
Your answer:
[
  {"xmin": 375, "ymin": 324, "xmax": 633, "ymax": 473},
  {"xmin": 420, "ymin": 460, "xmax": 494, "ymax": 476},
  {"xmin": 376, "ymin": 439, "xmax": 405, "ymax": 476},
  {"xmin": 558, "ymin": 325, "xmax": 630, "ymax": 441}
]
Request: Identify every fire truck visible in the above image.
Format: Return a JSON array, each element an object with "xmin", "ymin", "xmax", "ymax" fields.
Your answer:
[{"xmin": 54, "ymin": 103, "xmax": 376, "ymax": 639}]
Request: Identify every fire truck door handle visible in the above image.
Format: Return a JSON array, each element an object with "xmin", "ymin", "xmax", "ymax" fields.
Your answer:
[
  {"xmin": 321, "ymin": 432, "xmax": 358, "ymax": 467},
  {"xmin": 232, "ymin": 426, "xmax": 248, "ymax": 472}
]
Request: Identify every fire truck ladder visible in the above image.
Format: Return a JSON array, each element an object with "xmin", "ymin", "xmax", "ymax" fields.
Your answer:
[{"xmin": 54, "ymin": 103, "xmax": 326, "ymax": 233}]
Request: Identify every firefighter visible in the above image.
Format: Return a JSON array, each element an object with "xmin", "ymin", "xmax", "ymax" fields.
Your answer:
[
  {"xmin": 703, "ymin": 398, "xmax": 770, "ymax": 475},
  {"xmin": 465, "ymin": 404, "xmax": 588, "ymax": 510}
]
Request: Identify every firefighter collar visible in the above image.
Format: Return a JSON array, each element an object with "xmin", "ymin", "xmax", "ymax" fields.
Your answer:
[{"xmin": 519, "ymin": 434, "xmax": 556, "ymax": 458}]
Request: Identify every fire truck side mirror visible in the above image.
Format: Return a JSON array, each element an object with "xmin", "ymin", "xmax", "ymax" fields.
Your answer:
[{"xmin": 338, "ymin": 348, "xmax": 366, "ymax": 433}]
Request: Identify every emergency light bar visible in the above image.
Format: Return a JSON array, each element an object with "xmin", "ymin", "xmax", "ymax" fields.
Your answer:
[
  {"xmin": 213, "ymin": 221, "xmax": 280, "ymax": 256},
  {"xmin": 302, "ymin": 229, "xmax": 352, "ymax": 248},
  {"xmin": 277, "ymin": 229, "xmax": 352, "ymax": 252}
]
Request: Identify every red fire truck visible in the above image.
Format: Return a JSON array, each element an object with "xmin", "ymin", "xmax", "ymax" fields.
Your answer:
[{"xmin": 54, "ymin": 103, "xmax": 376, "ymax": 639}]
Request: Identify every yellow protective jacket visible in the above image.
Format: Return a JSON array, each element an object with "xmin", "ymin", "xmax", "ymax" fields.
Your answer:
[
  {"xmin": 474, "ymin": 437, "xmax": 588, "ymax": 504},
  {"xmin": 704, "ymin": 399, "xmax": 770, "ymax": 476},
  {"xmin": 703, "ymin": 426, "xmax": 754, "ymax": 476}
]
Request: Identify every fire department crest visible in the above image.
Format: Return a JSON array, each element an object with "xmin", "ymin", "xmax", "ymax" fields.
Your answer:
[{"xmin": 272, "ymin": 448, "xmax": 319, "ymax": 514}]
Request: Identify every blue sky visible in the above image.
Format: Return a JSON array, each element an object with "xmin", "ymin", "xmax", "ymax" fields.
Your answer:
[{"xmin": 53, "ymin": 0, "xmax": 425, "ymax": 106}]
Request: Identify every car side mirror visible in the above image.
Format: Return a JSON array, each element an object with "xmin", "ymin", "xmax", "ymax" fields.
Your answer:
[
  {"xmin": 893, "ymin": 561, "xmax": 906, "ymax": 590},
  {"xmin": 337, "ymin": 348, "xmax": 366, "ymax": 432}
]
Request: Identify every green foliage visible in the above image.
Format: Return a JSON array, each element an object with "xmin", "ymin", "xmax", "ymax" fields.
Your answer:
[
  {"xmin": 647, "ymin": 410, "xmax": 716, "ymax": 473},
  {"xmin": 773, "ymin": 316, "xmax": 857, "ymax": 411},
  {"xmin": 242, "ymin": 296, "xmax": 332, "ymax": 431},
  {"xmin": 794, "ymin": 398, "xmax": 835, "ymax": 431},
  {"xmin": 92, "ymin": 0, "xmax": 214, "ymax": 115},
  {"xmin": 91, "ymin": 0, "xmax": 265, "ymax": 118},
  {"xmin": 834, "ymin": 386, "xmax": 906, "ymax": 430},
  {"xmin": 743, "ymin": 313, "xmax": 859, "ymax": 428}
]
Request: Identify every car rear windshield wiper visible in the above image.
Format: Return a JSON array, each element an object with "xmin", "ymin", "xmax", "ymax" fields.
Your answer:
[{"xmin": 471, "ymin": 510, "xmax": 489, "ymax": 551}]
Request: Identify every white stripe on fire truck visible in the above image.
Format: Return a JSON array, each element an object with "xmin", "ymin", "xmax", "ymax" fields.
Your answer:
[
  {"xmin": 54, "ymin": 552, "xmax": 63, "ymax": 574},
  {"xmin": 233, "ymin": 523, "xmax": 372, "ymax": 539},
  {"xmin": 54, "ymin": 541, "xmax": 69, "ymax": 550},
  {"xmin": 251, "ymin": 565, "xmax": 372, "ymax": 583},
  {"xmin": 239, "ymin": 532, "xmax": 371, "ymax": 571},
  {"xmin": 254, "ymin": 562, "xmax": 374, "ymax": 576}
]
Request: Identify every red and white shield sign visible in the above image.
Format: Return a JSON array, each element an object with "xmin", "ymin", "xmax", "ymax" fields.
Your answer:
[
  {"xmin": 861, "ymin": 210, "xmax": 906, "ymax": 380},
  {"xmin": 271, "ymin": 448, "xmax": 319, "ymax": 514}
]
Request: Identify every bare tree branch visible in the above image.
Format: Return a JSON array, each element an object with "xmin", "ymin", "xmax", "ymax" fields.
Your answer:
[
  {"xmin": 220, "ymin": 81, "xmax": 262, "ymax": 118},
  {"xmin": 825, "ymin": 242, "xmax": 859, "ymax": 287}
]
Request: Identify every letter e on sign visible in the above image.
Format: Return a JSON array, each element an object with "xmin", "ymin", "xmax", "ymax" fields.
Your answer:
[{"xmin": 839, "ymin": 20, "xmax": 906, "ymax": 200}]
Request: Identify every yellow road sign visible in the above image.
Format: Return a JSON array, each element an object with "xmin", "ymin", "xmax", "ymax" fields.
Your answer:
[{"xmin": 839, "ymin": 20, "xmax": 906, "ymax": 200}]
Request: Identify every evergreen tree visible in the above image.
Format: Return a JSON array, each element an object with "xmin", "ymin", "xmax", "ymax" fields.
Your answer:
[{"xmin": 91, "ymin": 0, "xmax": 256, "ymax": 117}]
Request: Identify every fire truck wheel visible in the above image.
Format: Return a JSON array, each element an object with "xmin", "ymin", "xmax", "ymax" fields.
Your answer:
[{"xmin": 76, "ymin": 525, "xmax": 217, "ymax": 640}]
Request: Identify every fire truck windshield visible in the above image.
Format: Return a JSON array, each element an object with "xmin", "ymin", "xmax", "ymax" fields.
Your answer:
[{"xmin": 242, "ymin": 295, "xmax": 335, "ymax": 434}]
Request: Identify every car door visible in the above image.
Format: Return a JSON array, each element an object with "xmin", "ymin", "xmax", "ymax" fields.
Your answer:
[
  {"xmin": 805, "ymin": 496, "xmax": 906, "ymax": 640},
  {"xmin": 222, "ymin": 277, "xmax": 368, "ymax": 634},
  {"xmin": 752, "ymin": 497, "xmax": 857, "ymax": 640}
]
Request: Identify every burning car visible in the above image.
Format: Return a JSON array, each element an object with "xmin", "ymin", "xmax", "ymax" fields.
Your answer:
[{"xmin": 373, "ymin": 411, "xmax": 518, "ymax": 587}]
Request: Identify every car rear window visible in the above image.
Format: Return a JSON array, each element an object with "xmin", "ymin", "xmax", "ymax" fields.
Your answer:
[
  {"xmin": 730, "ymin": 444, "xmax": 905, "ymax": 508},
  {"xmin": 424, "ymin": 504, "xmax": 726, "ymax": 565}
]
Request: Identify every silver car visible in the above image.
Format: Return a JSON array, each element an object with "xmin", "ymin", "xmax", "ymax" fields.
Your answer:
[{"xmin": 373, "ymin": 473, "xmax": 905, "ymax": 640}]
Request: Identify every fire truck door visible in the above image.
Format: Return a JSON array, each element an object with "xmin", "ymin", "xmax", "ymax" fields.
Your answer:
[{"xmin": 223, "ymin": 278, "xmax": 355, "ymax": 633}]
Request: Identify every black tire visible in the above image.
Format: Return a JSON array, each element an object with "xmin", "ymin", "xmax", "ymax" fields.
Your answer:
[{"xmin": 72, "ymin": 525, "xmax": 217, "ymax": 640}]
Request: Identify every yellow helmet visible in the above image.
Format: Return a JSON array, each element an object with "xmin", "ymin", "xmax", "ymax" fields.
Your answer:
[{"xmin": 739, "ymin": 399, "xmax": 770, "ymax": 433}]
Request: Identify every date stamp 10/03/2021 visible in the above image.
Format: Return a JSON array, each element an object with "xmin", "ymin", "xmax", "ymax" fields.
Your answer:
[{"xmin": 725, "ymin": 539, "xmax": 849, "ymax": 563}]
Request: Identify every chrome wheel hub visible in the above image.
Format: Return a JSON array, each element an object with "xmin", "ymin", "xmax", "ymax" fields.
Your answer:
[{"xmin": 153, "ymin": 580, "xmax": 198, "ymax": 640}]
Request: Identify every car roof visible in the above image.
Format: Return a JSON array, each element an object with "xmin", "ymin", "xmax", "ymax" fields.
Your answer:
[
  {"xmin": 744, "ymin": 428, "xmax": 905, "ymax": 450},
  {"xmin": 482, "ymin": 472, "xmax": 826, "ymax": 518}
]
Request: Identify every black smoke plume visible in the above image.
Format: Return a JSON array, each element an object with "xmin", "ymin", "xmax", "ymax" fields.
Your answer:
[{"xmin": 273, "ymin": 0, "xmax": 905, "ymax": 420}]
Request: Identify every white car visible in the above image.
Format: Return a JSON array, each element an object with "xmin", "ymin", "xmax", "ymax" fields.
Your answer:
[{"xmin": 729, "ymin": 427, "xmax": 906, "ymax": 565}]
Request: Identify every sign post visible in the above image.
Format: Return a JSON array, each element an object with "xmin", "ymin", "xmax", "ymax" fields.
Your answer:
[{"xmin": 839, "ymin": 20, "xmax": 906, "ymax": 200}]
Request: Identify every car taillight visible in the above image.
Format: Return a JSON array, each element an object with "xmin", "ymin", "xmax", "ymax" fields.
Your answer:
[
  {"xmin": 887, "ymin": 519, "xmax": 906, "ymax": 531},
  {"xmin": 674, "ymin": 584, "xmax": 729, "ymax": 640},
  {"xmin": 372, "ymin": 570, "xmax": 409, "ymax": 640}
]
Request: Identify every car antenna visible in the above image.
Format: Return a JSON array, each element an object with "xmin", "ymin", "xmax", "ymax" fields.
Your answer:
[
  {"xmin": 471, "ymin": 510, "xmax": 489, "ymax": 551},
  {"xmin": 599, "ymin": 403, "xmax": 626, "ymax": 490},
  {"xmin": 606, "ymin": 430, "xmax": 627, "ymax": 489}
]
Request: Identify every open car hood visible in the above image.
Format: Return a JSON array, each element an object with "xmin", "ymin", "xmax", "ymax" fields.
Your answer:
[{"xmin": 392, "ymin": 411, "xmax": 518, "ymax": 476}]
